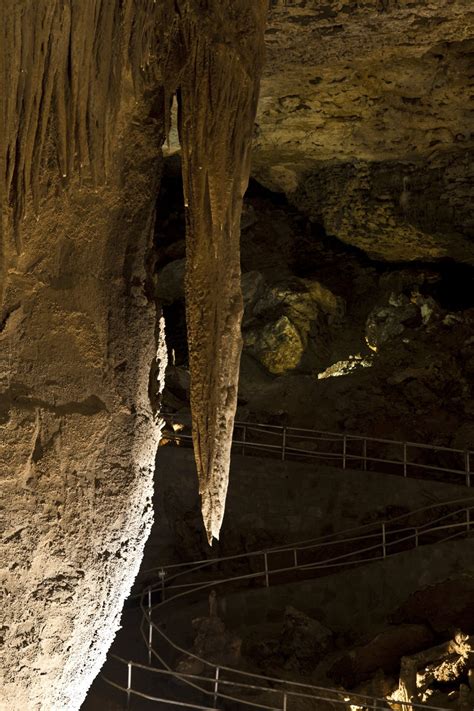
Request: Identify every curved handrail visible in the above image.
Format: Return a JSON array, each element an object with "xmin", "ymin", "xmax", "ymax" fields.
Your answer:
[
  {"xmin": 160, "ymin": 412, "xmax": 473, "ymax": 487},
  {"xmin": 102, "ymin": 500, "xmax": 473, "ymax": 710},
  {"xmin": 140, "ymin": 496, "xmax": 474, "ymax": 580},
  {"xmin": 104, "ymin": 656, "xmax": 451, "ymax": 710}
]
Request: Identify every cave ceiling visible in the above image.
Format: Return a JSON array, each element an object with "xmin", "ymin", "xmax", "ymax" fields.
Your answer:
[{"xmin": 250, "ymin": 0, "xmax": 474, "ymax": 263}]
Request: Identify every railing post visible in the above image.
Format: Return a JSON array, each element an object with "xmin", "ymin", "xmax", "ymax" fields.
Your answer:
[
  {"xmin": 382, "ymin": 523, "xmax": 386, "ymax": 558},
  {"xmin": 242, "ymin": 424, "xmax": 246, "ymax": 456},
  {"xmin": 403, "ymin": 442, "xmax": 407, "ymax": 477},
  {"xmin": 159, "ymin": 569, "xmax": 166, "ymax": 602},
  {"xmin": 282, "ymin": 691, "xmax": 288, "ymax": 711},
  {"xmin": 147, "ymin": 589, "xmax": 153, "ymax": 665},
  {"xmin": 126, "ymin": 661, "xmax": 132, "ymax": 709},
  {"xmin": 264, "ymin": 552, "xmax": 269, "ymax": 587},
  {"xmin": 282, "ymin": 427, "xmax": 287, "ymax": 461},
  {"xmin": 466, "ymin": 508, "xmax": 471, "ymax": 533},
  {"xmin": 293, "ymin": 548, "xmax": 298, "ymax": 568},
  {"xmin": 465, "ymin": 451, "xmax": 471, "ymax": 488},
  {"xmin": 213, "ymin": 666, "xmax": 220, "ymax": 708},
  {"xmin": 342, "ymin": 435, "xmax": 347, "ymax": 470},
  {"xmin": 362, "ymin": 438, "xmax": 367, "ymax": 471},
  {"xmin": 414, "ymin": 527, "xmax": 419, "ymax": 548}
]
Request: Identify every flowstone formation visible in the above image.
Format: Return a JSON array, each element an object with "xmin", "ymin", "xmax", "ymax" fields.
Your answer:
[{"xmin": 1, "ymin": 1, "xmax": 266, "ymax": 708}]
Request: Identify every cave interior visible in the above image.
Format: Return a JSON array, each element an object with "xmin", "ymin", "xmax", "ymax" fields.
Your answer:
[{"xmin": 1, "ymin": 2, "xmax": 474, "ymax": 711}]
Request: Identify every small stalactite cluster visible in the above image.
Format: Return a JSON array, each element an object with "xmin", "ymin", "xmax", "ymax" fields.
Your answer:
[
  {"xmin": 0, "ymin": 0, "xmax": 267, "ymax": 546},
  {"xmin": 0, "ymin": 1, "xmax": 178, "ymax": 242}
]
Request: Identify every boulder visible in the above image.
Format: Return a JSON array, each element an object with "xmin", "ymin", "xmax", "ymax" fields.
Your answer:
[
  {"xmin": 243, "ymin": 277, "xmax": 342, "ymax": 374},
  {"xmin": 302, "ymin": 278, "xmax": 345, "ymax": 322},
  {"xmin": 329, "ymin": 624, "xmax": 434, "ymax": 687},
  {"xmin": 241, "ymin": 271, "xmax": 266, "ymax": 322},
  {"xmin": 365, "ymin": 293, "xmax": 419, "ymax": 350},
  {"xmin": 245, "ymin": 315, "xmax": 304, "ymax": 375}
]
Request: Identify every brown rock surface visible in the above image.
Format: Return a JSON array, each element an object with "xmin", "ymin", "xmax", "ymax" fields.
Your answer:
[
  {"xmin": 254, "ymin": 1, "xmax": 474, "ymax": 262},
  {"xmin": 1, "ymin": 1, "xmax": 268, "ymax": 705},
  {"xmin": 328, "ymin": 623, "xmax": 435, "ymax": 687},
  {"xmin": 177, "ymin": 1, "xmax": 267, "ymax": 543},
  {"xmin": 1, "ymin": 98, "xmax": 165, "ymax": 709}
]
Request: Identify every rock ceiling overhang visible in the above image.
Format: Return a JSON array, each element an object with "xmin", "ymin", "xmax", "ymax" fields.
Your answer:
[{"xmin": 251, "ymin": 1, "xmax": 474, "ymax": 263}]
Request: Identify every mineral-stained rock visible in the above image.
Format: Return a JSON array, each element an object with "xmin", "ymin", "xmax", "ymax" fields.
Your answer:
[
  {"xmin": 245, "ymin": 315, "xmax": 305, "ymax": 375},
  {"xmin": 243, "ymin": 277, "xmax": 342, "ymax": 374}
]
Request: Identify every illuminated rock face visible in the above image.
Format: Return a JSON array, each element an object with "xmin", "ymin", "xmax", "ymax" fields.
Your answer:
[
  {"xmin": 255, "ymin": 0, "xmax": 474, "ymax": 263},
  {"xmin": 1, "ymin": 103, "xmax": 165, "ymax": 709},
  {"xmin": 1, "ymin": 1, "xmax": 267, "ymax": 704},
  {"xmin": 177, "ymin": 2, "xmax": 267, "ymax": 543}
]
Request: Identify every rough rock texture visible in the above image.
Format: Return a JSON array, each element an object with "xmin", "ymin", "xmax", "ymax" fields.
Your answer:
[
  {"xmin": 329, "ymin": 624, "xmax": 435, "ymax": 687},
  {"xmin": 254, "ymin": 1, "xmax": 474, "ymax": 262},
  {"xmin": 157, "ymin": 180, "xmax": 474, "ymax": 449},
  {"xmin": 1, "ymin": 1, "xmax": 268, "ymax": 705},
  {"xmin": 1, "ymin": 96, "xmax": 165, "ymax": 709},
  {"xmin": 243, "ymin": 275, "xmax": 344, "ymax": 374},
  {"xmin": 175, "ymin": 1, "xmax": 267, "ymax": 543},
  {"xmin": 0, "ymin": 4, "xmax": 178, "ymax": 708}
]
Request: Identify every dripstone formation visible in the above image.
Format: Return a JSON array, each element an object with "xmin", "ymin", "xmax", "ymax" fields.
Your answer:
[{"xmin": 1, "ymin": 2, "xmax": 266, "ymax": 708}]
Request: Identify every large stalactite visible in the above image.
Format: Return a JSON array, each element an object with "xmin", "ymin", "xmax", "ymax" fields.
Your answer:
[
  {"xmin": 1, "ymin": 1, "xmax": 266, "ymax": 707},
  {"xmin": 177, "ymin": 2, "xmax": 267, "ymax": 543}
]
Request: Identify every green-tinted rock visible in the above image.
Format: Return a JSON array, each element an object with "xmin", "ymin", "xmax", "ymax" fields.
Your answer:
[{"xmin": 245, "ymin": 315, "xmax": 304, "ymax": 375}]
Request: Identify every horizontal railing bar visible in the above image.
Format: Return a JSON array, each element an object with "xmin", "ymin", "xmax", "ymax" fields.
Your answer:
[
  {"xmin": 164, "ymin": 432, "xmax": 469, "ymax": 476},
  {"xmin": 146, "ymin": 525, "xmax": 471, "ymax": 598},
  {"xmin": 139, "ymin": 499, "xmax": 474, "ymax": 577},
  {"xmin": 140, "ymin": 610, "xmax": 449, "ymax": 711},
  {"xmin": 101, "ymin": 674, "xmax": 220, "ymax": 708},
  {"xmin": 107, "ymin": 413, "xmax": 474, "ymax": 711},
  {"xmin": 115, "ymin": 645, "xmax": 450, "ymax": 711},
  {"xmin": 161, "ymin": 414, "xmax": 472, "ymax": 455}
]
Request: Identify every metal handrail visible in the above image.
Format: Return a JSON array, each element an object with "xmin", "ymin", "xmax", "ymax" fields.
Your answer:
[
  {"xmin": 102, "ymin": 501, "xmax": 473, "ymax": 710},
  {"xmin": 140, "ymin": 496, "xmax": 474, "ymax": 577},
  {"xmin": 143, "ymin": 511, "xmax": 473, "ymax": 596},
  {"xmin": 161, "ymin": 413, "xmax": 473, "ymax": 487},
  {"xmin": 103, "ymin": 658, "xmax": 451, "ymax": 710}
]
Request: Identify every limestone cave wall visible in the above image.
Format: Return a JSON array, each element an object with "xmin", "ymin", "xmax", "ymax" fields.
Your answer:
[
  {"xmin": 1, "ymin": 93, "xmax": 165, "ymax": 709},
  {"xmin": 254, "ymin": 0, "xmax": 474, "ymax": 264},
  {"xmin": 1, "ymin": 2, "xmax": 267, "ymax": 707}
]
